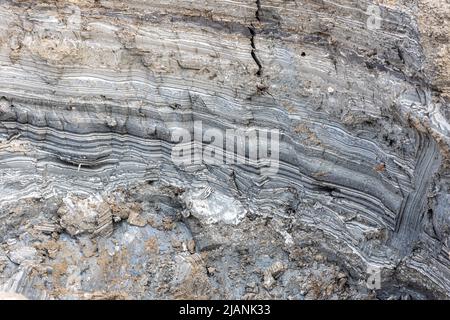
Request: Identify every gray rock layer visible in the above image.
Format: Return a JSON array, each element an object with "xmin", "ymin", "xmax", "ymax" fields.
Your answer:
[{"xmin": 0, "ymin": 0, "xmax": 449, "ymax": 299}]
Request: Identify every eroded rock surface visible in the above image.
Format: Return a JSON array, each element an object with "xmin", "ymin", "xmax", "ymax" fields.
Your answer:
[{"xmin": 0, "ymin": 0, "xmax": 449, "ymax": 299}]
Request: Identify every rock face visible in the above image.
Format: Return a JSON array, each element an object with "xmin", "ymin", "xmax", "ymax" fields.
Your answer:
[{"xmin": 0, "ymin": 0, "xmax": 449, "ymax": 299}]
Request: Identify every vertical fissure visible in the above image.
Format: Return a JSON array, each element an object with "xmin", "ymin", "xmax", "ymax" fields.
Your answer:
[
  {"xmin": 249, "ymin": 25, "xmax": 263, "ymax": 77},
  {"xmin": 248, "ymin": 0, "xmax": 263, "ymax": 77}
]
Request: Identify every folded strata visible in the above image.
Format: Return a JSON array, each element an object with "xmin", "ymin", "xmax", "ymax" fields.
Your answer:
[{"xmin": 0, "ymin": 0, "xmax": 449, "ymax": 299}]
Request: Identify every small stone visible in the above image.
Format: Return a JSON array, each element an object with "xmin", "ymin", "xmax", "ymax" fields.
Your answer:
[
  {"xmin": 127, "ymin": 211, "xmax": 146, "ymax": 227},
  {"xmin": 9, "ymin": 37, "xmax": 21, "ymax": 51},
  {"xmin": 338, "ymin": 277, "xmax": 347, "ymax": 290},
  {"xmin": 146, "ymin": 237, "xmax": 159, "ymax": 254},
  {"xmin": 181, "ymin": 210, "xmax": 191, "ymax": 218},
  {"xmin": 267, "ymin": 261, "xmax": 286, "ymax": 279},
  {"xmin": 245, "ymin": 282, "xmax": 259, "ymax": 293},
  {"xmin": 40, "ymin": 240, "xmax": 60, "ymax": 259},
  {"xmin": 8, "ymin": 246, "xmax": 37, "ymax": 264},
  {"xmin": 58, "ymin": 194, "xmax": 113, "ymax": 237},
  {"xmin": 207, "ymin": 267, "xmax": 216, "ymax": 275},
  {"xmin": 263, "ymin": 274, "xmax": 276, "ymax": 289},
  {"xmin": 80, "ymin": 240, "xmax": 97, "ymax": 258},
  {"xmin": 6, "ymin": 239, "xmax": 17, "ymax": 247},
  {"xmin": 187, "ymin": 239, "xmax": 196, "ymax": 254},
  {"xmin": 171, "ymin": 238, "xmax": 181, "ymax": 249}
]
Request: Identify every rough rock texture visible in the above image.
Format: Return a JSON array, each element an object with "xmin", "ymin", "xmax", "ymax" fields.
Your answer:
[{"xmin": 0, "ymin": 0, "xmax": 449, "ymax": 299}]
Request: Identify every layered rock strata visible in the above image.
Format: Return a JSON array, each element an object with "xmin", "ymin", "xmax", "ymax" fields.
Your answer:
[{"xmin": 0, "ymin": 0, "xmax": 449, "ymax": 299}]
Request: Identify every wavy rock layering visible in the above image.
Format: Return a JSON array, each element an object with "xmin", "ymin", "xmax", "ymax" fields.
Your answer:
[{"xmin": 0, "ymin": 0, "xmax": 449, "ymax": 299}]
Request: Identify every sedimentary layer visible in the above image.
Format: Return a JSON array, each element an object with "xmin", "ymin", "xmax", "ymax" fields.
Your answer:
[{"xmin": 0, "ymin": 0, "xmax": 449, "ymax": 299}]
